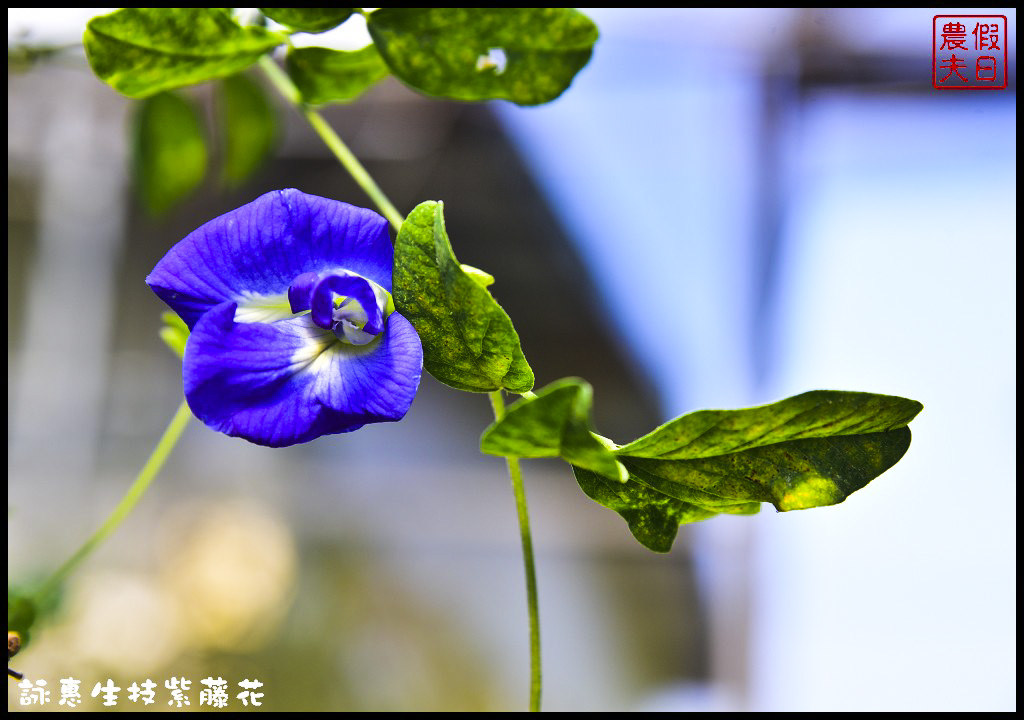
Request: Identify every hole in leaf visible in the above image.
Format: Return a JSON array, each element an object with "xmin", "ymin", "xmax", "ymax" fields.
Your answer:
[{"xmin": 475, "ymin": 47, "xmax": 507, "ymax": 75}]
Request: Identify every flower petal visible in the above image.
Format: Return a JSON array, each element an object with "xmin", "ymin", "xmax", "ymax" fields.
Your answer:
[
  {"xmin": 310, "ymin": 312, "xmax": 422, "ymax": 420},
  {"xmin": 288, "ymin": 271, "xmax": 320, "ymax": 313},
  {"xmin": 310, "ymin": 272, "xmax": 383, "ymax": 334},
  {"xmin": 183, "ymin": 302, "xmax": 422, "ymax": 447},
  {"xmin": 147, "ymin": 189, "xmax": 393, "ymax": 328}
]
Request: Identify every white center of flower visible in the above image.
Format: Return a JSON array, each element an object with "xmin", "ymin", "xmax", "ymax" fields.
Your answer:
[{"xmin": 331, "ymin": 295, "xmax": 376, "ymax": 346}]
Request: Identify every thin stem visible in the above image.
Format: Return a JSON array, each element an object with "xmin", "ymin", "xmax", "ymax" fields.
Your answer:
[
  {"xmin": 257, "ymin": 55, "xmax": 404, "ymax": 233},
  {"xmin": 34, "ymin": 400, "xmax": 192, "ymax": 604},
  {"xmin": 489, "ymin": 390, "xmax": 542, "ymax": 712}
]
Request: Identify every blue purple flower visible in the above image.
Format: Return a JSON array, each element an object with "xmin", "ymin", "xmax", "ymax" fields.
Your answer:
[{"xmin": 147, "ymin": 189, "xmax": 423, "ymax": 447}]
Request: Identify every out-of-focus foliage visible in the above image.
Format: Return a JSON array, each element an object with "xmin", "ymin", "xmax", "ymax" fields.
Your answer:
[
  {"xmin": 159, "ymin": 311, "xmax": 190, "ymax": 359},
  {"xmin": 7, "ymin": 590, "xmax": 37, "ymax": 647},
  {"xmin": 133, "ymin": 91, "xmax": 207, "ymax": 216},
  {"xmin": 217, "ymin": 73, "xmax": 278, "ymax": 187}
]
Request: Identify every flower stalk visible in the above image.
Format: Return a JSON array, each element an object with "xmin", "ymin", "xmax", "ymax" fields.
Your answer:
[
  {"xmin": 490, "ymin": 390, "xmax": 542, "ymax": 712},
  {"xmin": 34, "ymin": 399, "xmax": 192, "ymax": 605},
  {"xmin": 257, "ymin": 55, "xmax": 404, "ymax": 233}
]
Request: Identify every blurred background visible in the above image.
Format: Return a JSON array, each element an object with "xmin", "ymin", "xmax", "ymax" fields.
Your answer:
[{"xmin": 8, "ymin": 8, "xmax": 1016, "ymax": 711}]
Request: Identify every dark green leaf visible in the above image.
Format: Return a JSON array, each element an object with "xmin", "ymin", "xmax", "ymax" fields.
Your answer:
[
  {"xmin": 573, "ymin": 466, "xmax": 759, "ymax": 553},
  {"xmin": 260, "ymin": 8, "xmax": 355, "ymax": 34},
  {"xmin": 7, "ymin": 589, "xmax": 37, "ymax": 647},
  {"xmin": 84, "ymin": 8, "xmax": 284, "ymax": 97},
  {"xmin": 134, "ymin": 91, "xmax": 207, "ymax": 216},
  {"xmin": 8, "ymin": 42, "xmax": 67, "ymax": 71},
  {"xmin": 579, "ymin": 391, "xmax": 922, "ymax": 552},
  {"xmin": 481, "ymin": 378, "xmax": 627, "ymax": 482},
  {"xmin": 367, "ymin": 8, "xmax": 598, "ymax": 105},
  {"xmin": 217, "ymin": 73, "xmax": 278, "ymax": 187},
  {"xmin": 159, "ymin": 311, "xmax": 190, "ymax": 359},
  {"xmin": 619, "ymin": 426, "xmax": 912, "ymax": 513},
  {"xmin": 285, "ymin": 45, "xmax": 389, "ymax": 105},
  {"xmin": 618, "ymin": 390, "xmax": 923, "ymax": 460},
  {"xmin": 393, "ymin": 201, "xmax": 534, "ymax": 393}
]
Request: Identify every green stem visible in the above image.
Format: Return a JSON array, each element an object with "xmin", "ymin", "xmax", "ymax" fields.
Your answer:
[
  {"xmin": 489, "ymin": 390, "xmax": 542, "ymax": 712},
  {"xmin": 257, "ymin": 55, "xmax": 404, "ymax": 233},
  {"xmin": 34, "ymin": 400, "xmax": 192, "ymax": 604}
]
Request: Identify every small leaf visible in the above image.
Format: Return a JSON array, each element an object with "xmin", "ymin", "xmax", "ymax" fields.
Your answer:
[
  {"xmin": 217, "ymin": 73, "xmax": 278, "ymax": 187},
  {"xmin": 260, "ymin": 8, "xmax": 355, "ymax": 34},
  {"xmin": 367, "ymin": 8, "xmax": 598, "ymax": 105},
  {"xmin": 286, "ymin": 45, "xmax": 389, "ymax": 105},
  {"xmin": 580, "ymin": 391, "xmax": 922, "ymax": 552},
  {"xmin": 159, "ymin": 311, "xmax": 190, "ymax": 359},
  {"xmin": 85, "ymin": 8, "xmax": 284, "ymax": 98},
  {"xmin": 7, "ymin": 588, "xmax": 37, "ymax": 648},
  {"xmin": 134, "ymin": 91, "xmax": 207, "ymax": 216},
  {"xmin": 393, "ymin": 201, "xmax": 533, "ymax": 393},
  {"xmin": 481, "ymin": 378, "xmax": 627, "ymax": 482}
]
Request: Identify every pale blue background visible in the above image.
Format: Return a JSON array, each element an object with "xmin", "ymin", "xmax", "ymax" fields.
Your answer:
[{"xmin": 498, "ymin": 8, "xmax": 1016, "ymax": 711}]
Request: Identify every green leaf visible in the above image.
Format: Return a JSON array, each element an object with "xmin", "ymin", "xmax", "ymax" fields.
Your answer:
[
  {"xmin": 217, "ymin": 73, "xmax": 278, "ymax": 187},
  {"xmin": 393, "ymin": 201, "xmax": 534, "ymax": 393},
  {"xmin": 285, "ymin": 45, "xmax": 389, "ymax": 105},
  {"xmin": 84, "ymin": 8, "xmax": 284, "ymax": 98},
  {"xmin": 367, "ymin": 8, "xmax": 598, "ymax": 105},
  {"xmin": 618, "ymin": 390, "xmax": 923, "ymax": 460},
  {"xmin": 573, "ymin": 466, "xmax": 759, "ymax": 553},
  {"xmin": 159, "ymin": 311, "xmax": 190, "ymax": 359},
  {"xmin": 481, "ymin": 378, "xmax": 627, "ymax": 482},
  {"xmin": 133, "ymin": 91, "xmax": 207, "ymax": 216},
  {"xmin": 7, "ymin": 588, "xmax": 37, "ymax": 647},
  {"xmin": 260, "ymin": 8, "xmax": 355, "ymax": 34},
  {"xmin": 619, "ymin": 426, "xmax": 913, "ymax": 513},
  {"xmin": 580, "ymin": 391, "xmax": 922, "ymax": 552}
]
